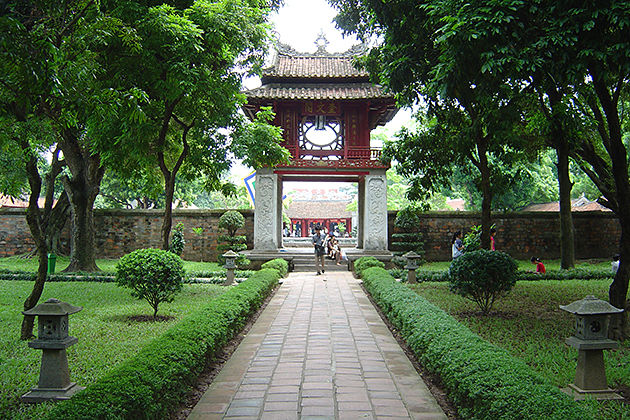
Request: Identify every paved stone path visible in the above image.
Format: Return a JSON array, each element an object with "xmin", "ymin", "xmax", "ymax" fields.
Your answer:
[{"xmin": 188, "ymin": 271, "xmax": 446, "ymax": 420}]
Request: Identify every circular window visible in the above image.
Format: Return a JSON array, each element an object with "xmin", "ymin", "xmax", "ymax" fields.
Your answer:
[{"xmin": 299, "ymin": 116, "xmax": 343, "ymax": 151}]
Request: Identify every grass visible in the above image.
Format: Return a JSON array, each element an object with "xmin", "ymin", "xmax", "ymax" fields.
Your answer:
[
  {"xmin": 0, "ymin": 280, "xmax": 225, "ymax": 420},
  {"xmin": 420, "ymin": 258, "xmax": 613, "ymax": 272},
  {"xmin": 410, "ymin": 279, "xmax": 630, "ymax": 420},
  {"xmin": 0, "ymin": 255, "xmax": 222, "ymax": 274}
]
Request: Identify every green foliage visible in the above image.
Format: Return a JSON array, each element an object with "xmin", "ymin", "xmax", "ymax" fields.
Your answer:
[
  {"xmin": 357, "ymin": 267, "xmax": 594, "ymax": 420},
  {"xmin": 448, "ymin": 250, "xmax": 518, "ymax": 314},
  {"xmin": 116, "ymin": 249, "xmax": 185, "ymax": 317},
  {"xmin": 168, "ymin": 222, "xmax": 185, "ymax": 256},
  {"xmin": 462, "ymin": 225, "xmax": 482, "ymax": 252},
  {"xmin": 45, "ymin": 268, "xmax": 280, "ymax": 420},
  {"xmin": 353, "ymin": 256, "xmax": 385, "ymax": 278},
  {"xmin": 232, "ymin": 106, "xmax": 291, "ymax": 169},
  {"xmin": 260, "ymin": 258, "xmax": 288, "ymax": 278},
  {"xmin": 218, "ymin": 210, "xmax": 245, "ymax": 237},
  {"xmin": 217, "ymin": 210, "xmax": 248, "ymax": 266},
  {"xmin": 394, "ymin": 206, "xmax": 421, "ymax": 231}
]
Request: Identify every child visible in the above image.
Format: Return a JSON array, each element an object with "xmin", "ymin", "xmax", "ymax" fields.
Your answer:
[
  {"xmin": 490, "ymin": 228, "xmax": 497, "ymax": 251},
  {"xmin": 530, "ymin": 256, "xmax": 546, "ymax": 274},
  {"xmin": 612, "ymin": 254, "xmax": 620, "ymax": 274},
  {"xmin": 452, "ymin": 231, "xmax": 464, "ymax": 259}
]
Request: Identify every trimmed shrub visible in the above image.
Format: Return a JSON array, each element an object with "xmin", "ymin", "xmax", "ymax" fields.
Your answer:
[
  {"xmin": 116, "ymin": 249, "xmax": 185, "ymax": 318},
  {"xmin": 45, "ymin": 268, "xmax": 281, "ymax": 420},
  {"xmin": 394, "ymin": 206, "xmax": 421, "ymax": 231},
  {"xmin": 359, "ymin": 267, "xmax": 594, "ymax": 420},
  {"xmin": 261, "ymin": 258, "xmax": 288, "ymax": 278},
  {"xmin": 392, "ymin": 206, "xmax": 425, "ymax": 267},
  {"xmin": 216, "ymin": 211, "xmax": 248, "ymax": 266},
  {"xmin": 448, "ymin": 250, "xmax": 518, "ymax": 314},
  {"xmin": 354, "ymin": 256, "xmax": 385, "ymax": 278},
  {"xmin": 168, "ymin": 222, "xmax": 185, "ymax": 256}
]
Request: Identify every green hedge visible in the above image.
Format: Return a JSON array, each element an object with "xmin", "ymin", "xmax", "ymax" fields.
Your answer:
[
  {"xmin": 260, "ymin": 258, "xmax": 288, "ymax": 278},
  {"xmin": 353, "ymin": 256, "xmax": 385, "ymax": 278},
  {"xmin": 45, "ymin": 268, "xmax": 281, "ymax": 420},
  {"xmin": 392, "ymin": 267, "xmax": 614, "ymax": 283},
  {"xmin": 0, "ymin": 270, "xmax": 255, "ymax": 283},
  {"xmin": 360, "ymin": 267, "xmax": 594, "ymax": 420}
]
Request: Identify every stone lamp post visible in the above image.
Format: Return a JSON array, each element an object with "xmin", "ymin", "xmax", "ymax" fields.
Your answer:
[
  {"xmin": 403, "ymin": 251, "xmax": 422, "ymax": 284},
  {"xmin": 223, "ymin": 250, "xmax": 238, "ymax": 286},
  {"xmin": 559, "ymin": 295, "xmax": 624, "ymax": 400},
  {"xmin": 21, "ymin": 298, "xmax": 85, "ymax": 403}
]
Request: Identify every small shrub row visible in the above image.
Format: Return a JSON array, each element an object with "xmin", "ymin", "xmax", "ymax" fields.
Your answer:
[
  {"xmin": 359, "ymin": 266, "xmax": 594, "ymax": 420},
  {"xmin": 260, "ymin": 258, "xmax": 288, "ymax": 278},
  {"xmin": 45, "ymin": 267, "xmax": 281, "ymax": 420},
  {"xmin": 0, "ymin": 270, "xmax": 255, "ymax": 283},
  {"xmin": 353, "ymin": 256, "xmax": 384, "ymax": 278},
  {"xmin": 390, "ymin": 267, "xmax": 614, "ymax": 282}
]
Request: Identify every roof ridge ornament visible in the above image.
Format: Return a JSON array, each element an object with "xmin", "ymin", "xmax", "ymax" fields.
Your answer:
[{"xmin": 315, "ymin": 30, "xmax": 329, "ymax": 54}]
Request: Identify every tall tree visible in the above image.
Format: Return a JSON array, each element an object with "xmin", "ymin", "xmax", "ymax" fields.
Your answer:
[{"xmin": 103, "ymin": 0, "xmax": 276, "ymax": 250}]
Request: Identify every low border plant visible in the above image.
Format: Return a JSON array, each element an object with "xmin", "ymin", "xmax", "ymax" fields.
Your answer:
[
  {"xmin": 261, "ymin": 258, "xmax": 288, "ymax": 278},
  {"xmin": 359, "ymin": 266, "xmax": 594, "ymax": 420},
  {"xmin": 44, "ymin": 268, "xmax": 281, "ymax": 420}
]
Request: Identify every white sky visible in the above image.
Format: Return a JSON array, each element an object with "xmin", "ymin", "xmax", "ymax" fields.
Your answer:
[{"xmin": 233, "ymin": 0, "xmax": 413, "ymax": 191}]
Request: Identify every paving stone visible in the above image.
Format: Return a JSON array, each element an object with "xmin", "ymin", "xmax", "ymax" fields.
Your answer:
[{"xmin": 186, "ymin": 272, "xmax": 446, "ymax": 420}]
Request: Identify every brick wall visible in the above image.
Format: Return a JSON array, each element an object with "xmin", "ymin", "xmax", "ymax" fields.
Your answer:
[
  {"xmin": 388, "ymin": 211, "xmax": 621, "ymax": 261},
  {"xmin": 0, "ymin": 208, "xmax": 254, "ymax": 261},
  {"xmin": 0, "ymin": 207, "xmax": 620, "ymax": 262}
]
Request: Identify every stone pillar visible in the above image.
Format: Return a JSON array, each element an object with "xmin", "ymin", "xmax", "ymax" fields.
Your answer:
[
  {"xmin": 357, "ymin": 178, "xmax": 365, "ymax": 249},
  {"xmin": 254, "ymin": 168, "xmax": 280, "ymax": 251},
  {"xmin": 363, "ymin": 172, "xmax": 388, "ymax": 251},
  {"xmin": 276, "ymin": 175, "xmax": 284, "ymax": 248}
]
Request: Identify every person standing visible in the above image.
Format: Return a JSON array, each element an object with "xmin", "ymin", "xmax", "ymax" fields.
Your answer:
[
  {"xmin": 490, "ymin": 227, "xmax": 497, "ymax": 251},
  {"xmin": 313, "ymin": 225, "xmax": 327, "ymax": 275},
  {"xmin": 452, "ymin": 231, "xmax": 464, "ymax": 259}
]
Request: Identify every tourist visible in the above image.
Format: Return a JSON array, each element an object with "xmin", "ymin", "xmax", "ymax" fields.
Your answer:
[
  {"xmin": 612, "ymin": 254, "xmax": 620, "ymax": 274},
  {"xmin": 313, "ymin": 225, "xmax": 327, "ymax": 275},
  {"xmin": 490, "ymin": 227, "xmax": 497, "ymax": 251},
  {"xmin": 530, "ymin": 256, "xmax": 546, "ymax": 274},
  {"xmin": 452, "ymin": 231, "xmax": 464, "ymax": 259}
]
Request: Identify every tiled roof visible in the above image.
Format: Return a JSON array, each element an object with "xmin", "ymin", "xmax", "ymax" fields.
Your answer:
[
  {"xmin": 521, "ymin": 198, "xmax": 611, "ymax": 212},
  {"xmin": 245, "ymin": 83, "xmax": 393, "ymax": 101},
  {"xmin": 286, "ymin": 200, "xmax": 353, "ymax": 219},
  {"xmin": 264, "ymin": 55, "xmax": 368, "ymax": 79}
]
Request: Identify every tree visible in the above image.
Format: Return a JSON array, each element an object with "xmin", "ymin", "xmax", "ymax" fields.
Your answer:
[
  {"xmin": 104, "ymin": 0, "xmax": 276, "ymax": 251},
  {"xmin": 333, "ymin": 0, "xmax": 531, "ymax": 251},
  {"xmin": 0, "ymin": 0, "xmax": 126, "ymax": 337}
]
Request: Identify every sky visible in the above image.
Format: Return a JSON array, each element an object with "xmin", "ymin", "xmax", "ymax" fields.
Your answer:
[{"xmin": 233, "ymin": 0, "xmax": 413, "ymax": 192}]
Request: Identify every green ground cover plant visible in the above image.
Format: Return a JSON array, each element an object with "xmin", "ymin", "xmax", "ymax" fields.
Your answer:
[
  {"xmin": 261, "ymin": 258, "xmax": 288, "ymax": 277},
  {"xmin": 0, "ymin": 280, "xmax": 225, "ymax": 420},
  {"xmin": 0, "ymin": 255, "xmax": 221, "ymax": 274},
  {"xmin": 356, "ymin": 261, "xmax": 595, "ymax": 419},
  {"xmin": 410, "ymin": 280, "xmax": 630, "ymax": 420},
  {"xmin": 44, "ymin": 268, "xmax": 280, "ymax": 420}
]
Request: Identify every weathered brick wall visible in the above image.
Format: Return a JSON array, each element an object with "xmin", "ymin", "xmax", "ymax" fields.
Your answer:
[
  {"xmin": 388, "ymin": 211, "xmax": 621, "ymax": 261},
  {"xmin": 1, "ymin": 207, "xmax": 620, "ymax": 262},
  {"xmin": 0, "ymin": 208, "xmax": 254, "ymax": 261}
]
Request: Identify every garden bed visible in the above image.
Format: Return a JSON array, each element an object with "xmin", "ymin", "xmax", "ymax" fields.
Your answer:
[{"xmin": 358, "ymin": 264, "xmax": 598, "ymax": 419}]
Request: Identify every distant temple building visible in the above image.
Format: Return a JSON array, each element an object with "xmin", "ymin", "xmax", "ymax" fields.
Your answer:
[
  {"xmin": 242, "ymin": 35, "xmax": 397, "ymax": 252},
  {"xmin": 521, "ymin": 194, "xmax": 610, "ymax": 212}
]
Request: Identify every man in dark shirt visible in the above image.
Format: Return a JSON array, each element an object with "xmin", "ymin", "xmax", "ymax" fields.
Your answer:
[{"xmin": 312, "ymin": 225, "xmax": 326, "ymax": 275}]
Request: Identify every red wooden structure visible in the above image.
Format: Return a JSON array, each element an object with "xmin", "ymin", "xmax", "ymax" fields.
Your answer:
[{"xmin": 243, "ymin": 37, "xmax": 397, "ymax": 247}]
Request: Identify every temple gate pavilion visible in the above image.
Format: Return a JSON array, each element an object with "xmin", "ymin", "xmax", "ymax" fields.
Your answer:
[{"xmin": 242, "ymin": 36, "xmax": 398, "ymax": 261}]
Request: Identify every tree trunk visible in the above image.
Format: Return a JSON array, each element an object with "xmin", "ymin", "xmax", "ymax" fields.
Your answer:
[
  {"xmin": 21, "ymin": 248, "xmax": 48, "ymax": 340},
  {"xmin": 64, "ymin": 176, "xmax": 100, "ymax": 272},
  {"xmin": 477, "ymin": 138, "xmax": 492, "ymax": 250},
  {"xmin": 161, "ymin": 174, "xmax": 175, "ymax": 250},
  {"xmin": 59, "ymin": 129, "xmax": 104, "ymax": 272},
  {"xmin": 556, "ymin": 139, "xmax": 575, "ymax": 269}
]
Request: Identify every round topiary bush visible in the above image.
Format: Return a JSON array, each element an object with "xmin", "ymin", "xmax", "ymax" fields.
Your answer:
[
  {"xmin": 116, "ymin": 248, "xmax": 185, "ymax": 318},
  {"xmin": 217, "ymin": 211, "xmax": 248, "ymax": 266},
  {"xmin": 448, "ymin": 249, "xmax": 518, "ymax": 314},
  {"xmin": 218, "ymin": 210, "xmax": 245, "ymax": 237}
]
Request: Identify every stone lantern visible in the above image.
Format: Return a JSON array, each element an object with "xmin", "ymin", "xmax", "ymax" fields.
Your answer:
[
  {"xmin": 559, "ymin": 295, "xmax": 624, "ymax": 400},
  {"xmin": 403, "ymin": 251, "xmax": 422, "ymax": 284},
  {"xmin": 21, "ymin": 298, "xmax": 84, "ymax": 403},
  {"xmin": 223, "ymin": 250, "xmax": 238, "ymax": 286}
]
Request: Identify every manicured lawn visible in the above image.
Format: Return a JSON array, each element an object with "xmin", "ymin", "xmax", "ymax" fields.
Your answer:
[
  {"xmin": 0, "ymin": 280, "xmax": 225, "ymax": 420},
  {"xmin": 0, "ymin": 255, "xmax": 221, "ymax": 274},
  {"xmin": 421, "ymin": 258, "xmax": 612, "ymax": 272},
  {"xmin": 410, "ymin": 279, "xmax": 630, "ymax": 420}
]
